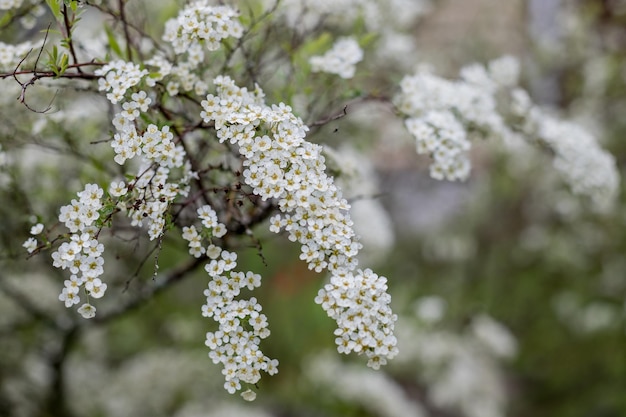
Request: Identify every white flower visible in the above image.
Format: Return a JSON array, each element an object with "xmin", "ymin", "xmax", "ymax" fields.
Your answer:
[
  {"xmin": 206, "ymin": 244, "xmax": 222, "ymax": 260},
  {"xmin": 77, "ymin": 303, "xmax": 96, "ymax": 319},
  {"xmin": 89, "ymin": 283, "xmax": 108, "ymax": 299},
  {"xmin": 471, "ymin": 315, "xmax": 517, "ymax": 359},
  {"xmin": 414, "ymin": 296, "xmax": 446, "ymax": 324},
  {"xmin": 241, "ymin": 389, "xmax": 257, "ymax": 401},
  {"xmin": 22, "ymin": 237, "xmax": 37, "ymax": 253},
  {"xmin": 109, "ymin": 181, "xmax": 128, "ymax": 197},
  {"xmin": 30, "ymin": 223, "xmax": 44, "ymax": 235},
  {"xmin": 212, "ymin": 223, "xmax": 227, "ymax": 238},
  {"xmin": 488, "ymin": 55, "xmax": 520, "ymax": 87},
  {"xmin": 59, "ymin": 288, "xmax": 80, "ymax": 308}
]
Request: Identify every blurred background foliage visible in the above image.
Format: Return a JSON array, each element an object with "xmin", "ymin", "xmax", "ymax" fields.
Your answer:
[{"xmin": 1, "ymin": 0, "xmax": 625, "ymax": 417}]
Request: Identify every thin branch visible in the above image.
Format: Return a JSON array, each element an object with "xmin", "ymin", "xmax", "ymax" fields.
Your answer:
[
  {"xmin": 118, "ymin": 0, "xmax": 133, "ymax": 61},
  {"xmin": 61, "ymin": 3, "xmax": 83, "ymax": 73},
  {"xmin": 83, "ymin": 0, "xmax": 167, "ymax": 55},
  {"xmin": 0, "ymin": 277, "xmax": 58, "ymax": 328},
  {"xmin": 93, "ymin": 256, "xmax": 207, "ymax": 324},
  {"xmin": 310, "ymin": 104, "xmax": 348, "ymax": 127},
  {"xmin": 2, "ymin": 66, "xmax": 103, "ymax": 80},
  {"xmin": 308, "ymin": 94, "xmax": 393, "ymax": 130}
]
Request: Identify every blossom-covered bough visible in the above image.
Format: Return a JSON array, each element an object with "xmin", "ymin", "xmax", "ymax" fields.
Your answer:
[
  {"xmin": 395, "ymin": 57, "xmax": 619, "ymax": 212},
  {"xmin": 1, "ymin": 0, "xmax": 619, "ymax": 403}
]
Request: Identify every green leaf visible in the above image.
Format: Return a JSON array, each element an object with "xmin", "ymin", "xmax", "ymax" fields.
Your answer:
[
  {"xmin": 298, "ymin": 32, "xmax": 332, "ymax": 56},
  {"xmin": 45, "ymin": 45, "xmax": 58, "ymax": 71},
  {"xmin": 58, "ymin": 53, "xmax": 69, "ymax": 75},
  {"xmin": 0, "ymin": 10, "xmax": 13, "ymax": 27},
  {"xmin": 359, "ymin": 32, "xmax": 379, "ymax": 48},
  {"xmin": 45, "ymin": 0, "xmax": 62, "ymax": 20},
  {"xmin": 104, "ymin": 24, "xmax": 123, "ymax": 58}
]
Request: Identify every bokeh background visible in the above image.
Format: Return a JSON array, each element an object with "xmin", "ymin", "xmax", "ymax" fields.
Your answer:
[{"xmin": 1, "ymin": 1, "xmax": 625, "ymax": 417}]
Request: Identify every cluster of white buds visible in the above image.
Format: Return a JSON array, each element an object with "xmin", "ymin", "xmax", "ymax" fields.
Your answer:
[
  {"xmin": 310, "ymin": 37, "xmax": 364, "ymax": 79},
  {"xmin": 537, "ymin": 118, "xmax": 619, "ymax": 212},
  {"xmin": 508, "ymin": 88, "xmax": 619, "ymax": 212},
  {"xmin": 0, "ymin": 0, "xmax": 23, "ymax": 11},
  {"xmin": 95, "ymin": 60, "xmax": 148, "ymax": 104},
  {"xmin": 31, "ymin": 57, "xmax": 197, "ymax": 318},
  {"xmin": 51, "ymin": 184, "xmax": 107, "ymax": 319},
  {"xmin": 182, "ymin": 205, "xmax": 278, "ymax": 397},
  {"xmin": 163, "ymin": 1, "xmax": 244, "ymax": 55},
  {"xmin": 404, "ymin": 110, "xmax": 471, "ymax": 181},
  {"xmin": 396, "ymin": 56, "xmax": 619, "ymax": 212},
  {"xmin": 147, "ymin": 2, "xmax": 243, "ymax": 97},
  {"xmin": 315, "ymin": 268, "xmax": 398, "ymax": 369},
  {"xmin": 0, "ymin": 40, "xmax": 39, "ymax": 71},
  {"xmin": 396, "ymin": 67, "xmax": 501, "ymax": 182},
  {"xmin": 200, "ymin": 75, "xmax": 398, "ymax": 369},
  {"xmin": 95, "ymin": 59, "xmax": 194, "ymax": 240}
]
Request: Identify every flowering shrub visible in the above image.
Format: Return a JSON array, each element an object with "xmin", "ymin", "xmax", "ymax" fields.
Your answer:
[{"xmin": 0, "ymin": 0, "xmax": 620, "ymax": 408}]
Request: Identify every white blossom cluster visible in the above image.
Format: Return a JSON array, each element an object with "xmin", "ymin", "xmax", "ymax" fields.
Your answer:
[
  {"xmin": 22, "ymin": 223, "xmax": 41, "ymax": 253},
  {"xmin": 510, "ymin": 89, "xmax": 619, "ymax": 212},
  {"xmin": 0, "ymin": 0, "xmax": 23, "ymax": 10},
  {"xmin": 145, "ymin": 53, "xmax": 211, "ymax": 97},
  {"xmin": 182, "ymin": 205, "xmax": 278, "ymax": 397},
  {"xmin": 538, "ymin": 118, "xmax": 618, "ymax": 212},
  {"xmin": 552, "ymin": 292, "xmax": 622, "ymax": 334},
  {"xmin": 95, "ymin": 60, "xmax": 148, "ymax": 104},
  {"xmin": 315, "ymin": 268, "xmax": 398, "ymax": 369},
  {"xmin": 309, "ymin": 37, "xmax": 363, "ymax": 79},
  {"xmin": 322, "ymin": 145, "xmax": 395, "ymax": 264},
  {"xmin": 147, "ymin": 2, "xmax": 242, "ymax": 97},
  {"xmin": 266, "ymin": 0, "xmax": 430, "ymax": 71},
  {"xmin": 162, "ymin": 1, "xmax": 243, "ymax": 55},
  {"xmin": 129, "ymin": 161, "xmax": 193, "ymax": 240},
  {"xmin": 404, "ymin": 110, "xmax": 471, "ymax": 181},
  {"xmin": 396, "ymin": 300, "xmax": 517, "ymax": 417},
  {"xmin": 95, "ymin": 60, "xmax": 194, "ymax": 240},
  {"xmin": 200, "ymin": 75, "xmax": 398, "ymax": 369},
  {"xmin": 267, "ymin": 0, "xmax": 429, "ymax": 33},
  {"xmin": 26, "ymin": 58, "xmax": 196, "ymax": 318},
  {"xmin": 396, "ymin": 65, "xmax": 504, "ymax": 181},
  {"xmin": 0, "ymin": 40, "xmax": 37, "ymax": 71},
  {"xmin": 306, "ymin": 351, "xmax": 426, "ymax": 417},
  {"xmin": 46, "ymin": 184, "xmax": 107, "ymax": 319},
  {"xmin": 64, "ymin": 348, "xmax": 230, "ymax": 417},
  {"xmin": 397, "ymin": 56, "xmax": 620, "ymax": 211}
]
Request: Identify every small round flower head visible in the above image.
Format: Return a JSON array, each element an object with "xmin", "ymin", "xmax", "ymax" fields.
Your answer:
[
  {"xmin": 0, "ymin": 39, "xmax": 36, "ymax": 71},
  {"xmin": 30, "ymin": 223, "xmax": 44, "ymax": 235},
  {"xmin": 241, "ymin": 389, "xmax": 257, "ymax": 401},
  {"xmin": 23, "ymin": 237, "xmax": 37, "ymax": 253},
  {"xmin": 109, "ymin": 181, "xmax": 128, "ymax": 197},
  {"xmin": 77, "ymin": 303, "xmax": 96, "ymax": 319},
  {"xmin": 488, "ymin": 55, "xmax": 520, "ymax": 87},
  {"xmin": 59, "ymin": 288, "xmax": 80, "ymax": 308},
  {"xmin": 206, "ymin": 244, "xmax": 222, "ymax": 259},
  {"xmin": 309, "ymin": 37, "xmax": 363, "ymax": 79}
]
